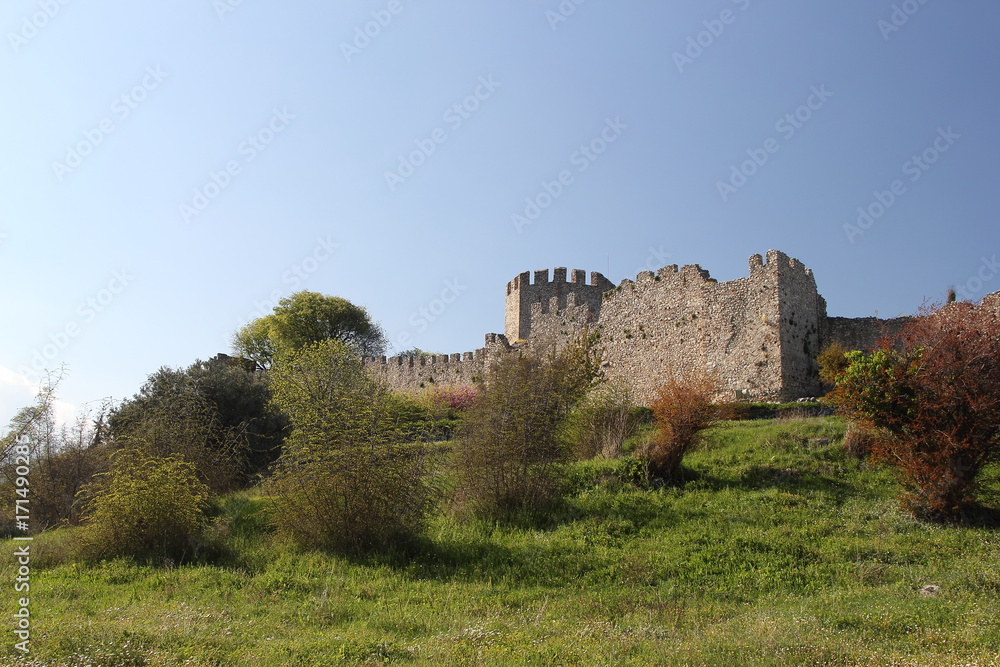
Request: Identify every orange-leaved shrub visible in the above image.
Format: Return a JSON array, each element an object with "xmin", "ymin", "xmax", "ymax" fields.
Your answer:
[{"xmin": 640, "ymin": 370, "xmax": 721, "ymax": 480}]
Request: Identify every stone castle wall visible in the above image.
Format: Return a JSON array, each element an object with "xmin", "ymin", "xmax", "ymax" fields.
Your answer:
[
  {"xmin": 362, "ymin": 333, "xmax": 511, "ymax": 393},
  {"xmin": 821, "ymin": 316, "xmax": 910, "ymax": 352},
  {"xmin": 597, "ymin": 250, "xmax": 818, "ymax": 402},
  {"xmin": 364, "ymin": 249, "xmax": 997, "ymax": 404},
  {"xmin": 505, "ymin": 268, "xmax": 613, "ymax": 343},
  {"xmin": 773, "ymin": 253, "xmax": 828, "ymax": 399}
]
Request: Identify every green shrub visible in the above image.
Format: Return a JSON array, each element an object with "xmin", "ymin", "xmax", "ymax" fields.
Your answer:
[
  {"xmin": 109, "ymin": 391, "xmax": 244, "ymax": 495},
  {"xmin": 386, "ymin": 393, "xmax": 459, "ymax": 442},
  {"xmin": 268, "ymin": 445, "xmax": 436, "ymax": 551},
  {"xmin": 565, "ymin": 380, "xmax": 639, "ymax": 460},
  {"xmin": 454, "ymin": 336, "xmax": 600, "ymax": 523},
  {"xmin": 630, "ymin": 405, "xmax": 654, "ymax": 424},
  {"xmin": 832, "ymin": 302, "xmax": 1000, "ymax": 520},
  {"xmin": 78, "ymin": 448, "xmax": 210, "ymax": 561},
  {"xmin": 267, "ymin": 340, "xmax": 439, "ymax": 551},
  {"xmin": 817, "ymin": 341, "xmax": 850, "ymax": 392}
]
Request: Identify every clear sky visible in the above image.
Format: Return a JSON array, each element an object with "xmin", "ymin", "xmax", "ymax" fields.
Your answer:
[{"xmin": 2, "ymin": 1, "xmax": 998, "ymax": 424}]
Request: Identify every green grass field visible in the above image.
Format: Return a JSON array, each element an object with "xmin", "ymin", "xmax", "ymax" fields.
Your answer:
[{"xmin": 4, "ymin": 416, "xmax": 999, "ymax": 666}]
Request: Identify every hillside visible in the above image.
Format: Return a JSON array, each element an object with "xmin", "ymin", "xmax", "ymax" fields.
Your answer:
[{"xmin": 4, "ymin": 416, "xmax": 999, "ymax": 666}]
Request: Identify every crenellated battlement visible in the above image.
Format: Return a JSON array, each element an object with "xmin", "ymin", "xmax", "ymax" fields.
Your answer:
[
  {"xmin": 749, "ymin": 249, "xmax": 816, "ymax": 282},
  {"xmin": 361, "ymin": 333, "xmax": 512, "ymax": 393},
  {"xmin": 505, "ymin": 267, "xmax": 613, "ymax": 342},
  {"xmin": 363, "ymin": 349, "xmax": 482, "ymax": 367},
  {"xmin": 505, "ymin": 267, "xmax": 611, "ymax": 294},
  {"xmin": 356, "ymin": 248, "xmax": 966, "ymax": 403}
]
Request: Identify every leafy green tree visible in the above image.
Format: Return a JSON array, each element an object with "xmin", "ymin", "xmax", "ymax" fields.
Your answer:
[
  {"xmin": 183, "ymin": 357, "xmax": 288, "ymax": 476},
  {"xmin": 109, "ymin": 357, "xmax": 288, "ymax": 485},
  {"xmin": 816, "ymin": 341, "xmax": 850, "ymax": 392},
  {"xmin": 267, "ymin": 340, "xmax": 438, "ymax": 551},
  {"xmin": 233, "ymin": 291, "xmax": 386, "ymax": 369}
]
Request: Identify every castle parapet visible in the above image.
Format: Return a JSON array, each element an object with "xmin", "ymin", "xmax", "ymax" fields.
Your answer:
[{"xmin": 505, "ymin": 268, "xmax": 612, "ymax": 341}]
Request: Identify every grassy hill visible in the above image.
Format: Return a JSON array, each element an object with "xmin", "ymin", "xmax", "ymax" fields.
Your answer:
[{"xmin": 4, "ymin": 416, "xmax": 999, "ymax": 666}]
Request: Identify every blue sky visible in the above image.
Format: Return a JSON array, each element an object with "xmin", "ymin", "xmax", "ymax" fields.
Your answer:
[{"xmin": 2, "ymin": 1, "xmax": 998, "ymax": 424}]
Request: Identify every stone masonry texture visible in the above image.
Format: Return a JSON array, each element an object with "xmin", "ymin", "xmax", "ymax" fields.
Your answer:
[{"xmin": 363, "ymin": 249, "xmax": 998, "ymax": 404}]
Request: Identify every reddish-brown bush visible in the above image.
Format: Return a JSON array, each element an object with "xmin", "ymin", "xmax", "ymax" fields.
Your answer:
[
  {"xmin": 641, "ymin": 371, "xmax": 721, "ymax": 480},
  {"xmin": 832, "ymin": 300, "xmax": 1000, "ymax": 520}
]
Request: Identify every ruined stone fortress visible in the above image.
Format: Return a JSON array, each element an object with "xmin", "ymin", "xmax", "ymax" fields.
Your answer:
[{"xmin": 362, "ymin": 249, "xmax": 911, "ymax": 403}]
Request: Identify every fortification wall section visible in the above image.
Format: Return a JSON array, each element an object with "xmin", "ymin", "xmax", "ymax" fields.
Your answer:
[
  {"xmin": 366, "ymin": 248, "xmax": 972, "ymax": 403},
  {"xmin": 596, "ymin": 252, "xmax": 789, "ymax": 404},
  {"xmin": 363, "ymin": 333, "xmax": 511, "ymax": 393},
  {"xmin": 702, "ymin": 254, "xmax": 784, "ymax": 400},
  {"xmin": 505, "ymin": 268, "xmax": 613, "ymax": 343},
  {"xmin": 772, "ymin": 251, "xmax": 827, "ymax": 398},
  {"xmin": 822, "ymin": 290, "xmax": 1000, "ymax": 353},
  {"xmin": 519, "ymin": 291, "xmax": 602, "ymax": 354},
  {"xmin": 982, "ymin": 291, "xmax": 1000, "ymax": 314},
  {"xmin": 821, "ymin": 316, "xmax": 910, "ymax": 352}
]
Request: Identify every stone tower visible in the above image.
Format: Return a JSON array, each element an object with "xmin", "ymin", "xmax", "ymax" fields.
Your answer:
[{"xmin": 503, "ymin": 267, "xmax": 614, "ymax": 344}]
